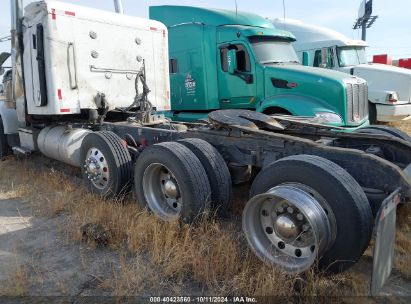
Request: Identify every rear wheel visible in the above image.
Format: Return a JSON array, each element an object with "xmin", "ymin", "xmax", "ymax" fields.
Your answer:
[
  {"xmin": 0, "ymin": 117, "xmax": 11, "ymax": 158},
  {"xmin": 178, "ymin": 138, "xmax": 232, "ymax": 215},
  {"xmin": 243, "ymin": 154, "xmax": 373, "ymax": 273},
  {"xmin": 134, "ymin": 142, "xmax": 211, "ymax": 223},
  {"xmin": 356, "ymin": 125, "xmax": 411, "ymax": 142},
  {"xmin": 80, "ymin": 131, "xmax": 132, "ymax": 198}
]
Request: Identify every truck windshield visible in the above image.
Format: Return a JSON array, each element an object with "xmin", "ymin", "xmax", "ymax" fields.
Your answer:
[
  {"xmin": 337, "ymin": 47, "xmax": 367, "ymax": 67},
  {"xmin": 249, "ymin": 36, "xmax": 299, "ymax": 64}
]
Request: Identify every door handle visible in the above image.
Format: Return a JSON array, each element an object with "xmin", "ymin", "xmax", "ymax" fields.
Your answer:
[
  {"xmin": 67, "ymin": 42, "xmax": 78, "ymax": 89},
  {"xmin": 221, "ymin": 99, "xmax": 231, "ymax": 103}
]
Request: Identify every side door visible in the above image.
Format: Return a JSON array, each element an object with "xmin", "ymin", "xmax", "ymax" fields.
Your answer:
[
  {"xmin": 29, "ymin": 23, "xmax": 48, "ymax": 107},
  {"xmin": 217, "ymin": 43, "xmax": 256, "ymax": 109}
]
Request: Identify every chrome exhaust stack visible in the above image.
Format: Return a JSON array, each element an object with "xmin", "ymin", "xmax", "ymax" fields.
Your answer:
[
  {"xmin": 11, "ymin": 0, "xmax": 23, "ymax": 33},
  {"xmin": 113, "ymin": 0, "xmax": 124, "ymax": 14},
  {"xmin": 9, "ymin": 0, "xmax": 25, "ymax": 122}
]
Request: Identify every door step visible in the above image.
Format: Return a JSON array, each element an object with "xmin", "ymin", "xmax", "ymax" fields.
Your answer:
[{"xmin": 12, "ymin": 146, "xmax": 32, "ymax": 156}]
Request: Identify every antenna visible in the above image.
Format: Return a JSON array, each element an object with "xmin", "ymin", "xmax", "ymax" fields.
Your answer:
[
  {"xmin": 282, "ymin": 0, "xmax": 286, "ymax": 30},
  {"xmin": 234, "ymin": 0, "xmax": 238, "ymax": 17}
]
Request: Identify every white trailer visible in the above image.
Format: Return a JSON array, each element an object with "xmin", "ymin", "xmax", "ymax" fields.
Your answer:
[
  {"xmin": 0, "ymin": 1, "xmax": 410, "ymax": 294},
  {"xmin": 272, "ymin": 18, "xmax": 411, "ymax": 123}
]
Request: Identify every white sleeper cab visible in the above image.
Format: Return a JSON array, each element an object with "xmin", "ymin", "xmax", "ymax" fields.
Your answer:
[{"xmin": 272, "ymin": 18, "xmax": 411, "ymax": 122}]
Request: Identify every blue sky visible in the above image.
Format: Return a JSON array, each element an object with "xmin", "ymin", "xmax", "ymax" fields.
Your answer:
[{"xmin": 1, "ymin": 0, "xmax": 411, "ymax": 61}]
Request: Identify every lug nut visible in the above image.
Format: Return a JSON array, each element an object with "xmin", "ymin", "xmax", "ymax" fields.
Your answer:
[
  {"xmin": 287, "ymin": 207, "xmax": 294, "ymax": 214},
  {"xmin": 276, "ymin": 207, "xmax": 284, "ymax": 213},
  {"xmin": 302, "ymin": 224, "xmax": 310, "ymax": 232},
  {"xmin": 296, "ymin": 213, "xmax": 304, "ymax": 221}
]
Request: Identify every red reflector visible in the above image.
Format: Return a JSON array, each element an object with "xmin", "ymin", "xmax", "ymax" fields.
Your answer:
[
  {"xmin": 150, "ymin": 27, "xmax": 158, "ymax": 31},
  {"xmin": 388, "ymin": 99, "xmax": 398, "ymax": 103},
  {"xmin": 60, "ymin": 109, "xmax": 70, "ymax": 113},
  {"xmin": 51, "ymin": 8, "xmax": 56, "ymax": 20},
  {"xmin": 288, "ymin": 82, "xmax": 298, "ymax": 88},
  {"xmin": 65, "ymin": 11, "xmax": 75, "ymax": 16},
  {"xmin": 57, "ymin": 89, "xmax": 62, "ymax": 100}
]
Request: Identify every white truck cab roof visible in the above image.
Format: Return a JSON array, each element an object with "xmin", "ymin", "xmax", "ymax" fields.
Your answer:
[
  {"xmin": 271, "ymin": 18, "xmax": 411, "ymax": 122},
  {"xmin": 272, "ymin": 18, "xmax": 368, "ymax": 50}
]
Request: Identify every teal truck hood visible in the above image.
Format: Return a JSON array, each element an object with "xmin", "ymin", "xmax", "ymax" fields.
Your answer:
[{"xmin": 263, "ymin": 64, "xmax": 353, "ymax": 122}]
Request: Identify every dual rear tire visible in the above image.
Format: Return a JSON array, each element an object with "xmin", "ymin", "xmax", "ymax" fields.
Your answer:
[
  {"xmin": 81, "ymin": 133, "xmax": 232, "ymax": 223},
  {"xmin": 80, "ymin": 133, "xmax": 373, "ymax": 273}
]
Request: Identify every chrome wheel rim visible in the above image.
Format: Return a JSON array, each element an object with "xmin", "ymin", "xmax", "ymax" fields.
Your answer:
[
  {"xmin": 143, "ymin": 163, "xmax": 182, "ymax": 220},
  {"xmin": 242, "ymin": 185, "xmax": 334, "ymax": 273},
  {"xmin": 84, "ymin": 148, "xmax": 109, "ymax": 190}
]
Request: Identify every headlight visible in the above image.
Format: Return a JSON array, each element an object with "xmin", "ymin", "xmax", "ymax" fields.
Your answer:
[
  {"xmin": 386, "ymin": 91, "xmax": 399, "ymax": 103},
  {"xmin": 313, "ymin": 112, "xmax": 343, "ymax": 124}
]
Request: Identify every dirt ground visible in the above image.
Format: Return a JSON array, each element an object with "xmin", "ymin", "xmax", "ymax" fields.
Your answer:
[
  {"xmin": 0, "ymin": 177, "xmax": 120, "ymax": 297},
  {"xmin": 0, "ymin": 137, "xmax": 410, "ymax": 299}
]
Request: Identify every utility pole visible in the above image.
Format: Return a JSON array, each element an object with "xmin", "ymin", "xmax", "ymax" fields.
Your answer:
[
  {"xmin": 113, "ymin": 0, "xmax": 124, "ymax": 14},
  {"xmin": 353, "ymin": 0, "xmax": 378, "ymax": 41}
]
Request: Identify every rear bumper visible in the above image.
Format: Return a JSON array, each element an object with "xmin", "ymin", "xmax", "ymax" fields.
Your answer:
[{"xmin": 376, "ymin": 103, "xmax": 411, "ymax": 122}]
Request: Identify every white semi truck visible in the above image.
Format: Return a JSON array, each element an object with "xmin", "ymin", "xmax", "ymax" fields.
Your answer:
[
  {"xmin": 272, "ymin": 18, "xmax": 411, "ymax": 123},
  {"xmin": 1, "ymin": 1, "xmax": 411, "ymax": 293}
]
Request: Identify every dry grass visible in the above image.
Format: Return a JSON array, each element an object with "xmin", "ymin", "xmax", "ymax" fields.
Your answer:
[
  {"xmin": 391, "ymin": 120, "xmax": 411, "ymax": 280},
  {"xmin": 0, "ymin": 264, "xmax": 29, "ymax": 296},
  {"xmin": 0, "ymin": 156, "xmax": 376, "ymax": 296}
]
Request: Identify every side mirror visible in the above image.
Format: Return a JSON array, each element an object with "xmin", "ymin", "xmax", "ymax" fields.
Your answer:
[
  {"xmin": 227, "ymin": 49, "xmax": 237, "ymax": 74},
  {"xmin": 302, "ymin": 51, "xmax": 310, "ymax": 66},
  {"xmin": 0, "ymin": 66, "xmax": 4, "ymax": 76}
]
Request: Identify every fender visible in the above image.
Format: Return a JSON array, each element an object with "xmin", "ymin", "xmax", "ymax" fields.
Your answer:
[
  {"xmin": 0, "ymin": 102, "xmax": 18, "ymax": 134},
  {"xmin": 256, "ymin": 94, "xmax": 339, "ymax": 117}
]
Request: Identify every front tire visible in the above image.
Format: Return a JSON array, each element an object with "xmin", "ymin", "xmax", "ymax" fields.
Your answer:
[
  {"xmin": 134, "ymin": 142, "xmax": 211, "ymax": 223},
  {"xmin": 0, "ymin": 117, "xmax": 11, "ymax": 158},
  {"xmin": 244, "ymin": 154, "xmax": 373, "ymax": 273},
  {"xmin": 80, "ymin": 131, "xmax": 132, "ymax": 198}
]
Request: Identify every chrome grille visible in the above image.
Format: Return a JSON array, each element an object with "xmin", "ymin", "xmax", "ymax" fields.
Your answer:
[{"xmin": 346, "ymin": 81, "xmax": 368, "ymax": 123}]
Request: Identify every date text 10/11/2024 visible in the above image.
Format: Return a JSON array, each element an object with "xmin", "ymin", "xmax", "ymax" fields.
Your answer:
[{"xmin": 149, "ymin": 297, "xmax": 258, "ymax": 303}]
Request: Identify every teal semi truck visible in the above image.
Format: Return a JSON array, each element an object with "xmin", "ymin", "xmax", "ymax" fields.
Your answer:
[{"xmin": 150, "ymin": 6, "xmax": 369, "ymax": 128}]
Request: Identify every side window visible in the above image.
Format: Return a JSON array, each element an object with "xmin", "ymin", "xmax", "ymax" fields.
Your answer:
[
  {"xmin": 220, "ymin": 48, "xmax": 228, "ymax": 72},
  {"xmin": 328, "ymin": 48, "xmax": 335, "ymax": 68},
  {"xmin": 169, "ymin": 58, "xmax": 178, "ymax": 74},
  {"xmin": 220, "ymin": 44, "xmax": 251, "ymax": 73},
  {"xmin": 314, "ymin": 48, "xmax": 335, "ymax": 68},
  {"xmin": 313, "ymin": 50, "xmax": 322, "ymax": 67}
]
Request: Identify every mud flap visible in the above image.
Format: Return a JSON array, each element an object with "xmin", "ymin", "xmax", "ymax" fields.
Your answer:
[{"xmin": 370, "ymin": 188, "xmax": 401, "ymax": 296}]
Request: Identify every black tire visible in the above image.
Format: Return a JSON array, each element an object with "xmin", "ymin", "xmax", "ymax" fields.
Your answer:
[
  {"xmin": 368, "ymin": 102, "xmax": 377, "ymax": 124},
  {"xmin": 134, "ymin": 142, "xmax": 211, "ymax": 223},
  {"xmin": 0, "ymin": 117, "xmax": 11, "ymax": 158},
  {"xmin": 80, "ymin": 131, "xmax": 132, "ymax": 198},
  {"xmin": 250, "ymin": 154, "xmax": 373, "ymax": 273},
  {"xmin": 356, "ymin": 125, "xmax": 411, "ymax": 142},
  {"xmin": 178, "ymin": 138, "xmax": 232, "ymax": 215}
]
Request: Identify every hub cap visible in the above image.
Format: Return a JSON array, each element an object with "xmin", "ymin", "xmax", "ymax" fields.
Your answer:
[
  {"xmin": 84, "ymin": 148, "xmax": 109, "ymax": 190},
  {"xmin": 143, "ymin": 163, "xmax": 182, "ymax": 220},
  {"xmin": 242, "ymin": 185, "xmax": 335, "ymax": 273}
]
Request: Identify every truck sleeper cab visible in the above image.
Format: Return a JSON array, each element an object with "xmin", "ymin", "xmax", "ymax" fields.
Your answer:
[
  {"xmin": 150, "ymin": 6, "xmax": 369, "ymax": 128},
  {"xmin": 272, "ymin": 18, "xmax": 411, "ymax": 123}
]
